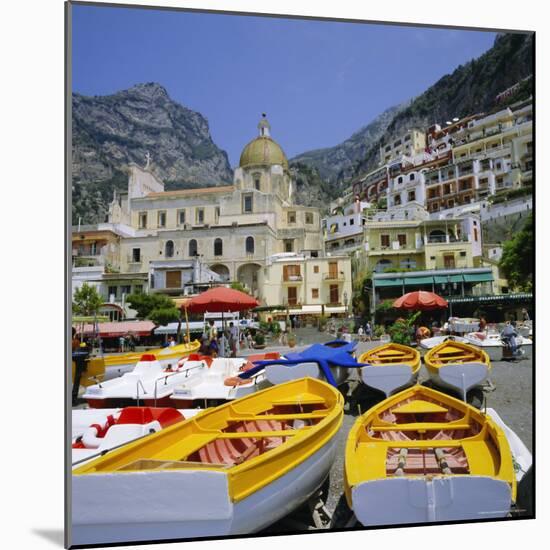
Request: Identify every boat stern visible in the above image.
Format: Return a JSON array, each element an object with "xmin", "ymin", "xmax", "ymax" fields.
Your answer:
[
  {"xmin": 71, "ymin": 468, "xmax": 233, "ymax": 546},
  {"xmin": 351, "ymin": 476, "xmax": 512, "ymax": 526}
]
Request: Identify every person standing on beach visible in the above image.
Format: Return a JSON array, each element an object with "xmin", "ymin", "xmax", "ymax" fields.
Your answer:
[
  {"xmin": 364, "ymin": 321, "xmax": 372, "ymax": 341},
  {"xmin": 228, "ymin": 322, "xmax": 238, "ymax": 358},
  {"xmin": 208, "ymin": 320, "xmax": 218, "ymax": 357}
]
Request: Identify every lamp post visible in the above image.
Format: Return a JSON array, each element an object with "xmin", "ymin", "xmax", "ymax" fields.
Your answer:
[{"xmin": 344, "ymin": 291, "xmax": 349, "ymax": 317}]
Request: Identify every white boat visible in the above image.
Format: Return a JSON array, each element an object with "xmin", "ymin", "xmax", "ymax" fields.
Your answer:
[
  {"xmin": 170, "ymin": 354, "xmax": 274, "ymax": 406},
  {"xmin": 71, "ymin": 378, "xmax": 343, "ymax": 545},
  {"xmin": 464, "ymin": 332, "xmax": 533, "ymax": 361},
  {"xmin": 463, "ymin": 332, "xmax": 504, "ymax": 361},
  {"xmin": 485, "ymin": 408, "xmax": 532, "ymax": 484},
  {"xmin": 72, "ymin": 407, "xmax": 201, "ymax": 468},
  {"xmin": 82, "ymin": 354, "xmax": 211, "ymax": 408},
  {"xmin": 419, "ymin": 335, "xmax": 468, "ymax": 352}
]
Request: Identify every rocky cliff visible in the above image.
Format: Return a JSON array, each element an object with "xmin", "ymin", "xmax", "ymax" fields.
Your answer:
[
  {"xmin": 72, "ymin": 83, "xmax": 233, "ymax": 224},
  {"xmin": 290, "ymin": 103, "xmax": 408, "ymax": 186}
]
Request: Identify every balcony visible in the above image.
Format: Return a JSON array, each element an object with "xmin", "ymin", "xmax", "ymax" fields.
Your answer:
[
  {"xmin": 282, "ymin": 275, "xmax": 303, "ymax": 284},
  {"xmin": 324, "ymin": 272, "xmax": 345, "ymax": 282}
]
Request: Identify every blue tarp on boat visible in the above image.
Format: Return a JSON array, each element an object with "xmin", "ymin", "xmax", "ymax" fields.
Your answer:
[{"xmin": 241, "ymin": 339, "xmax": 368, "ymax": 387}]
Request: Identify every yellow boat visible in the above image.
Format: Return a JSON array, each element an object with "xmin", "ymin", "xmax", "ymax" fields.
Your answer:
[
  {"xmin": 72, "ymin": 377, "xmax": 343, "ymax": 546},
  {"xmin": 424, "ymin": 340, "xmax": 491, "ymax": 400},
  {"xmin": 345, "ymin": 384, "xmax": 516, "ymax": 526},
  {"xmin": 77, "ymin": 340, "xmax": 201, "ymax": 386},
  {"xmin": 358, "ymin": 343, "xmax": 421, "ymax": 397}
]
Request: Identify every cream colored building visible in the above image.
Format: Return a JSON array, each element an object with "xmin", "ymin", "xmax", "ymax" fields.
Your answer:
[
  {"xmin": 103, "ymin": 115, "xmax": 351, "ymax": 314},
  {"xmin": 260, "ymin": 251, "xmax": 353, "ymax": 318},
  {"xmin": 379, "ymin": 128, "xmax": 427, "ymax": 165}
]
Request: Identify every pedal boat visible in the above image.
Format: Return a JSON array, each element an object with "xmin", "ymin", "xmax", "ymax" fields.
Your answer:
[
  {"xmin": 84, "ymin": 340, "xmax": 201, "ymax": 382},
  {"xmin": 72, "ymin": 378, "xmax": 343, "ymax": 546},
  {"xmin": 82, "ymin": 353, "xmax": 214, "ymax": 408},
  {"xmin": 344, "ymin": 384, "xmax": 516, "ymax": 526},
  {"xmin": 252, "ymin": 340, "xmax": 363, "ymax": 387},
  {"xmin": 72, "ymin": 407, "xmax": 195, "ymax": 468},
  {"xmin": 358, "ymin": 343, "xmax": 421, "ymax": 397},
  {"xmin": 424, "ymin": 340, "xmax": 491, "ymax": 400},
  {"xmin": 170, "ymin": 353, "xmax": 281, "ymax": 407}
]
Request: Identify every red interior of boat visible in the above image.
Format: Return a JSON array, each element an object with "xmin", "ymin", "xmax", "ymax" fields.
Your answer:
[
  {"xmin": 186, "ymin": 403, "xmax": 326, "ymax": 466},
  {"xmin": 365, "ymin": 397, "xmax": 483, "ymax": 477}
]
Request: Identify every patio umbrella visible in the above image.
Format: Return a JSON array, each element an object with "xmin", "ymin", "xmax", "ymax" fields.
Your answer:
[
  {"xmin": 393, "ymin": 291, "xmax": 448, "ymax": 311},
  {"xmin": 182, "ymin": 287, "xmax": 259, "ymax": 356}
]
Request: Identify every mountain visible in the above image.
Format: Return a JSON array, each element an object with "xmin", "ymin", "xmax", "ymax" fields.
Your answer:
[
  {"xmin": 352, "ymin": 32, "xmax": 534, "ymax": 176},
  {"xmin": 290, "ymin": 103, "xmax": 408, "ymax": 186},
  {"xmin": 72, "ymin": 83, "xmax": 233, "ymax": 224}
]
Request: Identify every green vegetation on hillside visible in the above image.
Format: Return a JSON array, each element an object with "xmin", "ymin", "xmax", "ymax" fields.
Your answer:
[{"xmin": 499, "ymin": 213, "xmax": 533, "ymax": 291}]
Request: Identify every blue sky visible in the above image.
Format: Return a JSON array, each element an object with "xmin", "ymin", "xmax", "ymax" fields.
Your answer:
[{"xmin": 72, "ymin": 5, "xmax": 497, "ymax": 166}]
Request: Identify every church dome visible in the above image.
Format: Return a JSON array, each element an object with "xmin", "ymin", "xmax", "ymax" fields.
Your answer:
[{"xmin": 239, "ymin": 115, "xmax": 289, "ymax": 170}]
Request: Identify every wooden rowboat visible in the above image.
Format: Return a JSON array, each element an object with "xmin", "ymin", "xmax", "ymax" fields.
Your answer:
[
  {"xmin": 358, "ymin": 343, "xmax": 421, "ymax": 397},
  {"xmin": 424, "ymin": 340, "xmax": 491, "ymax": 400},
  {"xmin": 72, "ymin": 378, "xmax": 343, "ymax": 546},
  {"xmin": 345, "ymin": 384, "xmax": 516, "ymax": 526}
]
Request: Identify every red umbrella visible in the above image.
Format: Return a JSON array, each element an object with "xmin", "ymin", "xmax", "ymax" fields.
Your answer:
[
  {"xmin": 183, "ymin": 287, "xmax": 258, "ymax": 358},
  {"xmin": 183, "ymin": 287, "xmax": 258, "ymax": 313},
  {"xmin": 393, "ymin": 291, "xmax": 448, "ymax": 311}
]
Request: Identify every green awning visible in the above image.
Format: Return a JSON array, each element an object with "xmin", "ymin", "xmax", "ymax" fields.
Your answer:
[
  {"xmin": 463, "ymin": 272, "xmax": 493, "ymax": 283},
  {"xmin": 404, "ymin": 276, "xmax": 434, "ymax": 286},
  {"xmin": 449, "ymin": 274, "xmax": 464, "ymax": 283},
  {"xmin": 434, "ymin": 275, "xmax": 449, "ymax": 284},
  {"xmin": 375, "ymin": 278, "xmax": 404, "ymax": 287}
]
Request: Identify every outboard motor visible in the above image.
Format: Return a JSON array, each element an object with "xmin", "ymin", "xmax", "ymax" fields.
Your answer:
[{"xmin": 501, "ymin": 335, "xmax": 524, "ymax": 361}]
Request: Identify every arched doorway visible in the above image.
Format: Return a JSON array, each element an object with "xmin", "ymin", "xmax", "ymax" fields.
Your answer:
[{"xmin": 209, "ymin": 263, "xmax": 231, "ymax": 282}]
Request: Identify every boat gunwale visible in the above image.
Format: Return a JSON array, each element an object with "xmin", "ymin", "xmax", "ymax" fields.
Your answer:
[
  {"xmin": 74, "ymin": 378, "xmax": 344, "ymax": 502},
  {"xmin": 359, "ymin": 343, "xmax": 421, "ymax": 374},
  {"xmin": 424, "ymin": 340, "xmax": 490, "ymax": 371},
  {"xmin": 344, "ymin": 384, "xmax": 516, "ymax": 503}
]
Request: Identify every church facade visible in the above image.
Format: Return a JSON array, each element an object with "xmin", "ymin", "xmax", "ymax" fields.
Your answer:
[{"xmin": 75, "ymin": 116, "xmax": 352, "ymax": 316}]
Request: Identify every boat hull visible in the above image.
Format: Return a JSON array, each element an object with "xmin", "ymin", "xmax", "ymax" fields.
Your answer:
[
  {"xmin": 352, "ymin": 476, "xmax": 512, "ymax": 526},
  {"xmin": 264, "ymin": 361, "xmax": 349, "ymax": 387},
  {"xmin": 360, "ymin": 365, "xmax": 419, "ymax": 397},
  {"xmin": 71, "ymin": 427, "xmax": 337, "ymax": 545},
  {"xmin": 426, "ymin": 363, "xmax": 489, "ymax": 398}
]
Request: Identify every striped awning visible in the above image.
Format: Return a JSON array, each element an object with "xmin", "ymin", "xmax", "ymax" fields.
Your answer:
[
  {"xmin": 404, "ymin": 276, "xmax": 434, "ymax": 286},
  {"xmin": 463, "ymin": 272, "xmax": 494, "ymax": 283},
  {"xmin": 75, "ymin": 320, "xmax": 156, "ymax": 337},
  {"xmin": 434, "ymin": 274, "xmax": 464, "ymax": 284},
  {"xmin": 375, "ymin": 278, "xmax": 403, "ymax": 287}
]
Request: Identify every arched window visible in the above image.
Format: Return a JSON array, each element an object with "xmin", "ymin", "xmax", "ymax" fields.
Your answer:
[
  {"xmin": 189, "ymin": 239, "xmax": 198, "ymax": 257},
  {"xmin": 165, "ymin": 240, "xmax": 174, "ymax": 258},
  {"xmin": 214, "ymin": 238, "xmax": 223, "ymax": 256},
  {"xmin": 245, "ymin": 236, "xmax": 255, "ymax": 255},
  {"xmin": 409, "ymin": 173, "xmax": 415, "ymax": 181}
]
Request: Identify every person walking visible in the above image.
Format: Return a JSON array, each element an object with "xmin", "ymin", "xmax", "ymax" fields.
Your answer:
[
  {"xmin": 501, "ymin": 321, "xmax": 518, "ymax": 355},
  {"xmin": 207, "ymin": 320, "xmax": 218, "ymax": 357},
  {"xmin": 364, "ymin": 321, "xmax": 372, "ymax": 341},
  {"xmin": 228, "ymin": 322, "xmax": 238, "ymax": 358}
]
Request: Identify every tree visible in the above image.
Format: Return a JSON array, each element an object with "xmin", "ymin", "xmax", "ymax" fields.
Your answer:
[
  {"xmin": 126, "ymin": 292, "xmax": 180, "ymax": 325},
  {"xmin": 72, "ymin": 283, "xmax": 103, "ymax": 316},
  {"xmin": 499, "ymin": 214, "xmax": 533, "ymax": 291},
  {"xmin": 230, "ymin": 281, "xmax": 247, "ymax": 293}
]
